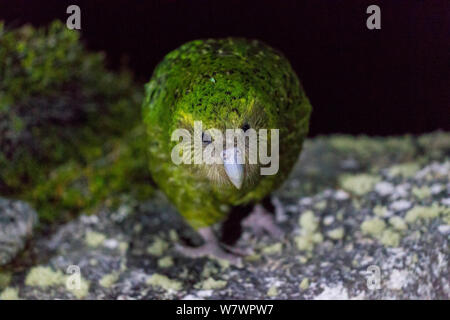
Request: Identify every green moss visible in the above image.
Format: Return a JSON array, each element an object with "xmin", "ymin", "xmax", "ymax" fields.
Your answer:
[
  {"xmin": 340, "ymin": 174, "xmax": 380, "ymax": 196},
  {"xmin": 28, "ymin": 126, "xmax": 154, "ymax": 223},
  {"xmin": 328, "ymin": 135, "xmax": 416, "ymax": 168},
  {"xmin": 0, "ymin": 21, "xmax": 150, "ymax": 223},
  {"xmin": 146, "ymin": 274, "xmax": 182, "ymax": 292},
  {"xmin": 388, "ymin": 163, "xmax": 420, "ymax": 178},
  {"xmin": 417, "ymin": 131, "xmax": 450, "ymax": 159}
]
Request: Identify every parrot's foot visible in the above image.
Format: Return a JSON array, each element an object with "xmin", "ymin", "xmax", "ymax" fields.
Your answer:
[
  {"xmin": 242, "ymin": 204, "xmax": 284, "ymax": 239},
  {"xmin": 175, "ymin": 227, "xmax": 243, "ymax": 266}
]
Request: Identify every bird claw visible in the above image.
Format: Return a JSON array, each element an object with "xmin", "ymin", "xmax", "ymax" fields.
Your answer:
[
  {"xmin": 242, "ymin": 204, "xmax": 284, "ymax": 239},
  {"xmin": 174, "ymin": 227, "xmax": 242, "ymax": 266},
  {"xmin": 175, "ymin": 242, "xmax": 242, "ymax": 267},
  {"xmin": 221, "ymin": 243, "xmax": 254, "ymax": 256}
]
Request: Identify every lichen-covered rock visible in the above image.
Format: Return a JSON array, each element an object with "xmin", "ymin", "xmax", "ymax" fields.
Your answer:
[
  {"xmin": 0, "ymin": 198, "xmax": 37, "ymax": 266},
  {"xmin": 1, "ymin": 133, "xmax": 448, "ymax": 300},
  {"xmin": 0, "ymin": 21, "xmax": 152, "ymax": 222}
]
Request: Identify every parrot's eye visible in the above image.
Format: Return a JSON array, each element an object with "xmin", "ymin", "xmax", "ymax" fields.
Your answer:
[
  {"xmin": 202, "ymin": 132, "xmax": 212, "ymax": 144},
  {"xmin": 242, "ymin": 123, "xmax": 250, "ymax": 132}
]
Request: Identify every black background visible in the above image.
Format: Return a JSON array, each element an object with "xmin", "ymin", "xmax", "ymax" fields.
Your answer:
[{"xmin": 1, "ymin": 0, "xmax": 449, "ymax": 136}]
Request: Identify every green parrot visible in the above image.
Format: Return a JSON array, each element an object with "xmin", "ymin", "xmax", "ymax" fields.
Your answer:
[{"xmin": 143, "ymin": 38, "xmax": 311, "ymax": 264}]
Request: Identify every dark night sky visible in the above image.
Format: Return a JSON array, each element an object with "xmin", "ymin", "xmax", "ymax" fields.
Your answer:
[{"xmin": 1, "ymin": 0, "xmax": 449, "ymax": 136}]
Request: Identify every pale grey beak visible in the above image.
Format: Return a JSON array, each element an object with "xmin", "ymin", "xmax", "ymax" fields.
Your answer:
[{"xmin": 221, "ymin": 147, "xmax": 244, "ymax": 189}]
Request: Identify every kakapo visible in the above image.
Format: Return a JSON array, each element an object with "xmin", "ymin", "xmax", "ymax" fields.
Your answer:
[{"xmin": 143, "ymin": 38, "xmax": 311, "ymax": 264}]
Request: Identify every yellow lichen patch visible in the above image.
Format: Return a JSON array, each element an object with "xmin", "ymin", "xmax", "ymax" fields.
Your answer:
[
  {"xmin": 199, "ymin": 277, "xmax": 227, "ymax": 290},
  {"xmin": 201, "ymin": 263, "xmax": 219, "ymax": 278},
  {"xmin": 118, "ymin": 241, "xmax": 129, "ymax": 253},
  {"xmin": 373, "ymin": 205, "xmax": 389, "ymax": 217},
  {"xmin": 297, "ymin": 256, "xmax": 309, "ymax": 264},
  {"xmin": 146, "ymin": 274, "xmax": 182, "ymax": 292},
  {"xmin": 361, "ymin": 217, "xmax": 401, "ymax": 247},
  {"xmin": 245, "ymin": 253, "xmax": 261, "ymax": 262},
  {"xmin": 216, "ymin": 258, "xmax": 231, "ymax": 270},
  {"xmin": 146, "ymin": 237, "xmax": 169, "ymax": 256},
  {"xmin": 25, "ymin": 266, "xmax": 90, "ymax": 299},
  {"xmin": 405, "ymin": 205, "xmax": 449, "ymax": 223},
  {"xmin": 327, "ymin": 227, "xmax": 345, "ymax": 240},
  {"xmin": 0, "ymin": 272, "xmax": 12, "ymax": 289},
  {"xmin": 261, "ymin": 242, "xmax": 283, "ymax": 255},
  {"xmin": 314, "ymin": 201, "xmax": 327, "ymax": 211},
  {"xmin": 158, "ymin": 256, "xmax": 174, "ymax": 268},
  {"xmin": 295, "ymin": 210, "xmax": 323, "ymax": 251},
  {"xmin": 412, "ymin": 186, "xmax": 431, "ymax": 200},
  {"xmin": 295, "ymin": 233, "xmax": 323, "ymax": 251},
  {"xmin": 361, "ymin": 218, "xmax": 386, "ymax": 236},
  {"xmin": 68, "ymin": 277, "xmax": 90, "ymax": 299},
  {"xmin": 379, "ymin": 229, "xmax": 401, "ymax": 247},
  {"xmin": 99, "ymin": 272, "xmax": 120, "ymax": 288},
  {"xmin": 85, "ymin": 231, "xmax": 106, "ymax": 247},
  {"xmin": 25, "ymin": 266, "xmax": 66, "ymax": 287},
  {"xmin": 267, "ymin": 284, "xmax": 278, "ymax": 297},
  {"xmin": 389, "ymin": 216, "xmax": 407, "ymax": 231},
  {"xmin": 0, "ymin": 287, "xmax": 20, "ymax": 300},
  {"xmin": 340, "ymin": 174, "xmax": 380, "ymax": 196},
  {"xmin": 298, "ymin": 210, "xmax": 318, "ymax": 231},
  {"xmin": 299, "ymin": 278, "xmax": 309, "ymax": 290},
  {"xmin": 388, "ymin": 162, "xmax": 420, "ymax": 178},
  {"xmin": 169, "ymin": 229, "xmax": 179, "ymax": 242}
]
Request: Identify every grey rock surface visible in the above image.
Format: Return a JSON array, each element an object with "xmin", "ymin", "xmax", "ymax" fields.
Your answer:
[
  {"xmin": 0, "ymin": 198, "xmax": 38, "ymax": 266},
  {"xmin": 0, "ymin": 132, "xmax": 449, "ymax": 300}
]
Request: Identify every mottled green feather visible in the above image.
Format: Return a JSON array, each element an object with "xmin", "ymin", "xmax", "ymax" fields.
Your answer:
[{"xmin": 143, "ymin": 38, "xmax": 311, "ymax": 229}]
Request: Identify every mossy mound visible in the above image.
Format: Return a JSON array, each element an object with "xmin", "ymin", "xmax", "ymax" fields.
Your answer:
[{"xmin": 0, "ymin": 21, "xmax": 152, "ymax": 222}]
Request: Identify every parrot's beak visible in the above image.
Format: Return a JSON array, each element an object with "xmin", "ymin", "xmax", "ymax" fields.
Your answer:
[{"xmin": 221, "ymin": 147, "xmax": 244, "ymax": 189}]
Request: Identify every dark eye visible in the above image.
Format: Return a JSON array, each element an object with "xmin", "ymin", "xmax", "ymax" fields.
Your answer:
[
  {"xmin": 242, "ymin": 123, "xmax": 250, "ymax": 132},
  {"xmin": 202, "ymin": 132, "xmax": 211, "ymax": 144}
]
